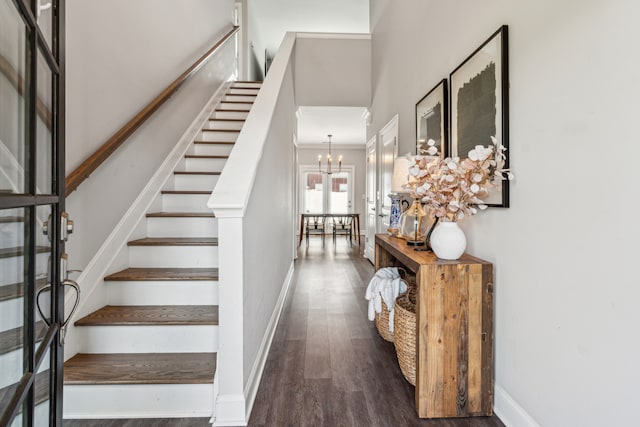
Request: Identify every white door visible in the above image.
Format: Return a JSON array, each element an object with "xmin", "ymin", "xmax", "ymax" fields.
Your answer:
[
  {"xmin": 378, "ymin": 115, "xmax": 399, "ymax": 233},
  {"xmin": 365, "ymin": 136, "xmax": 377, "ymax": 261}
]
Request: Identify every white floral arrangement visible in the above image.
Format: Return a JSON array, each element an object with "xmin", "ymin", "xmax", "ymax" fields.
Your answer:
[{"xmin": 404, "ymin": 137, "xmax": 513, "ymax": 221}]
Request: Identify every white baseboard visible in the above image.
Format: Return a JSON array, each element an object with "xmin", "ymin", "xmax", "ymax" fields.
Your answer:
[
  {"xmin": 222, "ymin": 261, "xmax": 295, "ymax": 426},
  {"xmin": 211, "ymin": 393, "xmax": 247, "ymax": 426},
  {"xmin": 494, "ymin": 383, "xmax": 541, "ymax": 427}
]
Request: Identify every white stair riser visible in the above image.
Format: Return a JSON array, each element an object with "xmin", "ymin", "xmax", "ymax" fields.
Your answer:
[
  {"xmin": 162, "ymin": 193, "xmax": 211, "ymax": 212},
  {"xmin": 206, "ymin": 120, "xmax": 244, "ymax": 131},
  {"xmin": 129, "ymin": 245, "xmax": 219, "ymax": 268},
  {"xmin": 106, "ymin": 280, "xmax": 218, "ymax": 306},
  {"xmin": 0, "ymin": 350, "xmax": 49, "ymax": 389},
  {"xmin": 231, "ymin": 82, "xmax": 261, "ymax": 89},
  {"xmin": 192, "ymin": 143, "xmax": 234, "ymax": 156},
  {"xmin": 227, "ymin": 87, "xmax": 259, "ymax": 95},
  {"xmin": 184, "ymin": 157, "xmax": 227, "ymax": 171},
  {"xmin": 0, "ymin": 295, "xmax": 48, "ymax": 331},
  {"xmin": 213, "ymin": 110, "xmax": 249, "ymax": 120},
  {"xmin": 0, "ymin": 252, "xmax": 49, "ymax": 287},
  {"xmin": 173, "ymin": 174, "xmax": 219, "ymax": 191},
  {"xmin": 146, "ymin": 217, "xmax": 218, "ymax": 238},
  {"xmin": 199, "ymin": 130, "xmax": 239, "ymax": 142},
  {"xmin": 0, "ymin": 224, "xmax": 23, "ymax": 249},
  {"xmin": 75, "ymin": 325, "xmax": 217, "ymax": 353},
  {"xmin": 219, "ymin": 102, "xmax": 251, "ymax": 111},
  {"xmin": 63, "ymin": 383, "xmax": 214, "ymax": 419},
  {"xmin": 223, "ymin": 94, "xmax": 256, "ymax": 102}
]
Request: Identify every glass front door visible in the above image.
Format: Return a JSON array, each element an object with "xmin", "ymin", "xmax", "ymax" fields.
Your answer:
[
  {"xmin": 0, "ymin": 0, "xmax": 66, "ymax": 425},
  {"xmin": 301, "ymin": 167, "xmax": 353, "ymax": 214}
]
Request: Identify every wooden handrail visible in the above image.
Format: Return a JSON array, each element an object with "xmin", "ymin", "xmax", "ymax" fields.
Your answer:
[
  {"xmin": 65, "ymin": 26, "xmax": 240, "ymax": 196},
  {"xmin": 0, "ymin": 53, "xmax": 53, "ymax": 131}
]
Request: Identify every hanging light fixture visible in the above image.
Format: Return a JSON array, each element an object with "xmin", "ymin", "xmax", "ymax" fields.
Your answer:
[{"xmin": 318, "ymin": 134, "xmax": 342, "ymax": 174}]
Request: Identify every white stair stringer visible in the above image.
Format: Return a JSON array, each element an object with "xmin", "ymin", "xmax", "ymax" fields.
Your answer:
[{"xmin": 62, "ymin": 80, "xmax": 261, "ymax": 420}]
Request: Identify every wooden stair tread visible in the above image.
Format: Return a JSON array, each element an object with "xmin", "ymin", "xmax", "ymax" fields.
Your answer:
[
  {"xmin": 193, "ymin": 140, "xmax": 235, "ymax": 145},
  {"xmin": 0, "ymin": 370, "xmax": 50, "ymax": 413},
  {"xmin": 0, "ymin": 277, "xmax": 48, "ymax": 302},
  {"xmin": 146, "ymin": 212, "xmax": 215, "ymax": 218},
  {"xmin": 174, "ymin": 171, "xmax": 221, "ymax": 176},
  {"xmin": 201, "ymin": 128, "xmax": 240, "ymax": 133},
  {"xmin": 184, "ymin": 155, "xmax": 229, "ymax": 159},
  {"xmin": 74, "ymin": 305, "xmax": 218, "ymax": 326},
  {"xmin": 0, "ymin": 245, "xmax": 49, "ymax": 259},
  {"xmin": 0, "ymin": 216, "xmax": 23, "ymax": 223},
  {"xmin": 233, "ymin": 80, "xmax": 262, "ymax": 84},
  {"xmin": 160, "ymin": 190, "xmax": 211, "ymax": 195},
  {"xmin": 223, "ymin": 93, "xmax": 256, "ymax": 97},
  {"xmin": 208, "ymin": 118, "xmax": 246, "ymax": 122},
  {"xmin": 220, "ymin": 101, "xmax": 254, "ymax": 104},
  {"xmin": 64, "ymin": 353, "xmax": 216, "ymax": 385},
  {"xmin": 215, "ymin": 108, "xmax": 250, "ymax": 112},
  {"xmin": 105, "ymin": 267, "xmax": 219, "ymax": 281},
  {"xmin": 127, "ymin": 237, "xmax": 218, "ymax": 246},
  {"xmin": 0, "ymin": 321, "xmax": 48, "ymax": 356}
]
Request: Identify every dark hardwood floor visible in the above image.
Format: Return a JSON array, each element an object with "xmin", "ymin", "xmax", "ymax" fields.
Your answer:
[
  {"xmin": 248, "ymin": 239, "xmax": 504, "ymax": 427},
  {"xmin": 63, "ymin": 238, "xmax": 504, "ymax": 427}
]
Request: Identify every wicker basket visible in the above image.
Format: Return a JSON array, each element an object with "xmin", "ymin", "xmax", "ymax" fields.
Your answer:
[
  {"xmin": 373, "ymin": 269, "xmax": 415, "ymax": 343},
  {"xmin": 393, "ymin": 288, "xmax": 417, "ymax": 385},
  {"xmin": 374, "ymin": 299, "xmax": 395, "ymax": 342}
]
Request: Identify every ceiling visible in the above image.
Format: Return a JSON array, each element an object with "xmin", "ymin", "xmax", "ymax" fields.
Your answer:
[{"xmin": 296, "ymin": 106, "xmax": 368, "ymax": 145}]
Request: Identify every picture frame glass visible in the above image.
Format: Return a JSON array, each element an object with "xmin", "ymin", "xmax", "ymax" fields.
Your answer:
[
  {"xmin": 416, "ymin": 79, "xmax": 447, "ymax": 158},
  {"xmin": 450, "ymin": 26, "xmax": 508, "ymax": 207}
]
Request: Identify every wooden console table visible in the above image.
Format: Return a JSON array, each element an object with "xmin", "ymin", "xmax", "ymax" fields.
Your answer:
[{"xmin": 374, "ymin": 234, "xmax": 494, "ymax": 418}]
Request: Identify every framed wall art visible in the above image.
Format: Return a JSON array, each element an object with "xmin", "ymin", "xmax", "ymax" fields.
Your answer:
[
  {"xmin": 415, "ymin": 79, "xmax": 448, "ymax": 157},
  {"xmin": 450, "ymin": 25, "xmax": 509, "ymax": 207}
]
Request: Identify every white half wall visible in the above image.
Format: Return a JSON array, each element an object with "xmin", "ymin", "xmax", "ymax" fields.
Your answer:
[
  {"xmin": 65, "ymin": 0, "xmax": 236, "ymax": 269},
  {"xmin": 369, "ymin": 1, "xmax": 640, "ymax": 426}
]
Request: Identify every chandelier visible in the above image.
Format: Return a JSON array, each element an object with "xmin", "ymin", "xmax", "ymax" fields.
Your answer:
[{"xmin": 317, "ymin": 134, "xmax": 342, "ymax": 174}]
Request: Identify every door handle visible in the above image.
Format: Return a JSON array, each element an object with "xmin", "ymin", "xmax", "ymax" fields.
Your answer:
[{"xmin": 36, "ymin": 279, "xmax": 80, "ymax": 346}]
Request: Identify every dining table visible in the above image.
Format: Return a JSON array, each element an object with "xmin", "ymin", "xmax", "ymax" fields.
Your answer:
[{"xmin": 298, "ymin": 213, "xmax": 361, "ymax": 246}]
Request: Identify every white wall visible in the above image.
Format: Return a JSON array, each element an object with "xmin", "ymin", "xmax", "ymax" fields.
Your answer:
[
  {"xmin": 294, "ymin": 35, "xmax": 371, "ymax": 107},
  {"xmin": 247, "ymin": 0, "xmax": 369, "ymax": 79},
  {"xmin": 369, "ymin": 1, "xmax": 640, "ymax": 426},
  {"xmin": 65, "ymin": 0, "xmax": 235, "ymax": 269},
  {"xmin": 297, "ymin": 146, "xmax": 366, "ymax": 231}
]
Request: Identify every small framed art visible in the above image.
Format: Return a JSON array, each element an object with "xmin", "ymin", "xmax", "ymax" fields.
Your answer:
[{"xmin": 415, "ymin": 79, "xmax": 448, "ymax": 157}]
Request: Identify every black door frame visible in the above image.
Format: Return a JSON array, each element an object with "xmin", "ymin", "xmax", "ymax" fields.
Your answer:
[{"xmin": 0, "ymin": 0, "xmax": 65, "ymax": 424}]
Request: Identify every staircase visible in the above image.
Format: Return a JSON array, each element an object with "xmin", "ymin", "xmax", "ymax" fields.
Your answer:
[{"xmin": 62, "ymin": 81, "xmax": 262, "ymax": 419}]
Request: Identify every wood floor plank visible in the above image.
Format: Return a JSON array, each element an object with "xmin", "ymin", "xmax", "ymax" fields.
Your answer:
[
  {"xmin": 63, "ymin": 353, "xmax": 215, "ymax": 385},
  {"xmin": 104, "ymin": 268, "xmax": 218, "ymax": 281},
  {"xmin": 127, "ymin": 237, "xmax": 218, "ymax": 246},
  {"xmin": 304, "ymin": 308, "xmax": 331, "ymax": 379},
  {"xmin": 74, "ymin": 305, "xmax": 218, "ymax": 326}
]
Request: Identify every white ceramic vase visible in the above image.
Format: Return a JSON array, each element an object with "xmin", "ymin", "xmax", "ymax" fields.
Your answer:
[{"xmin": 430, "ymin": 221, "xmax": 467, "ymax": 260}]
